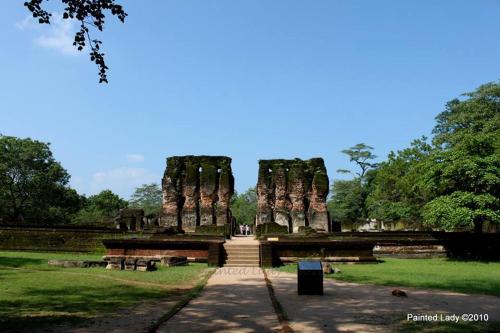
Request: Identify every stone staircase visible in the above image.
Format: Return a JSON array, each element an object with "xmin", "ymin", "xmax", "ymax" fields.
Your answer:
[{"xmin": 223, "ymin": 241, "xmax": 260, "ymax": 267}]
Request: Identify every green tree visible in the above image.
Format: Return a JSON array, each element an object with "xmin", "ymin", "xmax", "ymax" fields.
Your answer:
[
  {"xmin": 422, "ymin": 82, "xmax": 499, "ymax": 232},
  {"xmin": 23, "ymin": 0, "xmax": 127, "ymax": 83},
  {"xmin": 432, "ymin": 82, "xmax": 500, "ymax": 148},
  {"xmin": 129, "ymin": 183, "xmax": 163, "ymax": 218},
  {"xmin": 72, "ymin": 189, "xmax": 127, "ymax": 225},
  {"xmin": 337, "ymin": 143, "xmax": 378, "ymax": 177},
  {"xmin": 366, "ymin": 138, "xmax": 432, "ymax": 223},
  {"xmin": 0, "ymin": 135, "xmax": 83, "ymax": 224},
  {"xmin": 328, "ymin": 179, "xmax": 364, "ymax": 222},
  {"xmin": 328, "ymin": 143, "xmax": 378, "ymax": 224},
  {"xmin": 231, "ymin": 187, "xmax": 257, "ymax": 225},
  {"xmin": 423, "ymin": 192, "xmax": 499, "ymax": 232},
  {"xmin": 86, "ymin": 190, "xmax": 128, "ymax": 215}
]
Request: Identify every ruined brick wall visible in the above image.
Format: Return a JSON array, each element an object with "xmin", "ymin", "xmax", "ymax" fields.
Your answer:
[
  {"xmin": 256, "ymin": 158, "xmax": 329, "ymax": 233},
  {"xmin": 161, "ymin": 156, "xmax": 234, "ymax": 232},
  {"xmin": 115, "ymin": 208, "xmax": 144, "ymax": 231}
]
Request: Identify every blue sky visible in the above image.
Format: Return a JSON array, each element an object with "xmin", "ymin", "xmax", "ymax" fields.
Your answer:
[{"xmin": 1, "ymin": 1, "xmax": 499, "ymax": 198}]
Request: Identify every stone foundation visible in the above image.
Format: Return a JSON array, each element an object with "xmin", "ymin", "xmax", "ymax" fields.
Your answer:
[{"xmin": 102, "ymin": 238, "xmax": 225, "ymax": 266}]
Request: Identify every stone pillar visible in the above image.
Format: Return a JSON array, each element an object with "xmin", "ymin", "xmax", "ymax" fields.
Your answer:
[
  {"xmin": 256, "ymin": 161, "xmax": 272, "ymax": 225},
  {"xmin": 199, "ymin": 159, "xmax": 217, "ymax": 226},
  {"xmin": 181, "ymin": 159, "xmax": 199, "ymax": 232},
  {"xmin": 216, "ymin": 158, "xmax": 234, "ymax": 226},
  {"xmin": 307, "ymin": 160, "xmax": 330, "ymax": 232},
  {"xmin": 162, "ymin": 157, "xmax": 182, "ymax": 228},
  {"xmin": 273, "ymin": 163, "xmax": 290, "ymax": 231},
  {"xmin": 288, "ymin": 162, "xmax": 306, "ymax": 233}
]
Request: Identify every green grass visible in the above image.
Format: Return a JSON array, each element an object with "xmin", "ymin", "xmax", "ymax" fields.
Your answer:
[
  {"xmin": 0, "ymin": 251, "xmax": 211, "ymax": 331},
  {"xmin": 275, "ymin": 258, "xmax": 500, "ymax": 297}
]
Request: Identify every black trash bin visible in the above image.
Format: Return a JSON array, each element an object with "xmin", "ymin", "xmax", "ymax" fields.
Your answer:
[{"xmin": 297, "ymin": 261, "xmax": 323, "ymax": 295}]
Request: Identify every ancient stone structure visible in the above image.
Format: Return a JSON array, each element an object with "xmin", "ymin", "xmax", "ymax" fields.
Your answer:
[
  {"xmin": 161, "ymin": 156, "xmax": 234, "ymax": 232},
  {"xmin": 115, "ymin": 208, "xmax": 145, "ymax": 231},
  {"xmin": 256, "ymin": 158, "xmax": 329, "ymax": 233}
]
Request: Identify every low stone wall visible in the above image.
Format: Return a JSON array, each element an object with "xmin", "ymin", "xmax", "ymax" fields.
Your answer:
[
  {"xmin": 102, "ymin": 236, "xmax": 225, "ymax": 267},
  {"xmin": 260, "ymin": 232, "xmax": 500, "ymax": 261},
  {"xmin": 260, "ymin": 239, "xmax": 377, "ymax": 267},
  {"xmin": 0, "ymin": 226, "xmax": 140, "ymax": 253},
  {"xmin": 373, "ymin": 245, "xmax": 447, "ymax": 258}
]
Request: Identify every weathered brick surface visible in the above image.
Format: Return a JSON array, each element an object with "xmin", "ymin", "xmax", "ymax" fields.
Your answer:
[
  {"xmin": 0, "ymin": 226, "xmax": 139, "ymax": 252},
  {"xmin": 161, "ymin": 156, "xmax": 234, "ymax": 233},
  {"xmin": 256, "ymin": 158, "xmax": 329, "ymax": 233}
]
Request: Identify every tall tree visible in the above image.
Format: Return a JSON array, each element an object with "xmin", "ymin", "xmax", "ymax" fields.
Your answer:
[
  {"xmin": 421, "ymin": 83, "xmax": 500, "ymax": 232},
  {"xmin": 328, "ymin": 144, "xmax": 378, "ymax": 223},
  {"xmin": 0, "ymin": 135, "xmax": 82, "ymax": 224},
  {"xmin": 129, "ymin": 183, "xmax": 163, "ymax": 218},
  {"xmin": 366, "ymin": 138, "xmax": 432, "ymax": 223},
  {"xmin": 24, "ymin": 0, "xmax": 127, "ymax": 83},
  {"xmin": 337, "ymin": 143, "xmax": 378, "ymax": 177},
  {"xmin": 327, "ymin": 179, "xmax": 364, "ymax": 223},
  {"xmin": 72, "ymin": 189, "xmax": 127, "ymax": 225},
  {"xmin": 231, "ymin": 187, "xmax": 257, "ymax": 225}
]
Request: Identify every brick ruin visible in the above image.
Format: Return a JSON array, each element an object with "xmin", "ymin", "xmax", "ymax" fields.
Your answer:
[
  {"xmin": 114, "ymin": 208, "xmax": 144, "ymax": 231},
  {"xmin": 256, "ymin": 158, "xmax": 330, "ymax": 233},
  {"xmin": 161, "ymin": 156, "xmax": 234, "ymax": 232}
]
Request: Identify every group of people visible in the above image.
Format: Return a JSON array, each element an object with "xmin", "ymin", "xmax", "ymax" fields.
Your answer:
[{"xmin": 239, "ymin": 224, "xmax": 251, "ymax": 236}]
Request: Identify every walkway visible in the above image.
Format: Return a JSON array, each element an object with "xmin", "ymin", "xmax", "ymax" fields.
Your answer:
[
  {"xmin": 266, "ymin": 270, "xmax": 500, "ymax": 333},
  {"xmin": 158, "ymin": 237, "xmax": 281, "ymax": 333}
]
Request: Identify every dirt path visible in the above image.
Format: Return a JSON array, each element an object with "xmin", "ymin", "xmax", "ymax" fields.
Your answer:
[{"xmin": 266, "ymin": 270, "xmax": 500, "ymax": 333}]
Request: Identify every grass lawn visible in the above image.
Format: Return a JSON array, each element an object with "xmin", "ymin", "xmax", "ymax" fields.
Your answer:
[
  {"xmin": 0, "ymin": 251, "xmax": 212, "ymax": 331},
  {"xmin": 275, "ymin": 258, "xmax": 500, "ymax": 297}
]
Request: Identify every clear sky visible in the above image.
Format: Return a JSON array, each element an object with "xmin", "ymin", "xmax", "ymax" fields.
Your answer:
[{"xmin": 1, "ymin": 1, "xmax": 499, "ymax": 198}]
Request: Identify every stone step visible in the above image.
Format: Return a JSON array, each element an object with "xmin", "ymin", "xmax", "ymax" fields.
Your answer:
[
  {"xmin": 225, "ymin": 262, "xmax": 260, "ymax": 266},
  {"xmin": 224, "ymin": 264, "xmax": 260, "ymax": 267},
  {"xmin": 225, "ymin": 257, "xmax": 260, "ymax": 261},
  {"xmin": 224, "ymin": 254, "xmax": 260, "ymax": 258},
  {"xmin": 224, "ymin": 249, "xmax": 260, "ymax": 253},
  {"xmin": 225, "ymin": 259, "xmax": 260, "ymax": 265},
  {"xmin": 223, "ymin": 246, "xmax": 260, "ymax": 250},
  {"xmin": 226, "ymin": 250, "xmax": 259, "ymax": 256},
  {"xmin": 225, "ymin": 254, "xmax": 259, "ymax": 258}
]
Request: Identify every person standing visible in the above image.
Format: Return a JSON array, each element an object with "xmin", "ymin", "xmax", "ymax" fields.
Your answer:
[
  {"xmin": 239, "ymin": 224, "xmax": 244, "ymax": 235},
  {"xmin": 245, "ymin": 224, "xmax": 250, "ymax": 236}
]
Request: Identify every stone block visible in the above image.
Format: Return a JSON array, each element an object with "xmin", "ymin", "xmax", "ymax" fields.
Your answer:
[
  {"xmin": 124, "ymin": 258, "xmax": 137, "ymax": 270},
  {"xmin": 160, "ymin": 256, "xmax": 188, "ymax": 267},
  {"xmin": 136, "ymin": 259, "xmax": 156, "ymax": 271}
]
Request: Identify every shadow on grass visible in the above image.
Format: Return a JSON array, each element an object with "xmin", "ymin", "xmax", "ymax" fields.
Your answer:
[
  {"xmin": 0, "ymin": 283, "xmax": 171, "ymax": 332},
  {"xmin": 0, "ymin": 256, "xmax": 45, "ymax": 267}
]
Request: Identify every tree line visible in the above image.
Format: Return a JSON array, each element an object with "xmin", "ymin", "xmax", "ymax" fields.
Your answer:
[
  {"xmin": 1, "ymin": 82, "xmax": 498, "ymax": 231},
  {"xmin": 329, "ymin": 82, "xmax": 499, "ymax": 232},
  {"xmin": 0, "ymin": 135, "xmax": 162, "ymax": 226}
]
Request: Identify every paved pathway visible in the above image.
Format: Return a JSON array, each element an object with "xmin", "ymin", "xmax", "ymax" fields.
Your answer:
[
  {"xmin": 267, "ymin": 270, "xmax": 500, "ymax": 333},
  {"xmin": 159, "ymin": 238, "xmax": 281, "ymax": 333}
]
